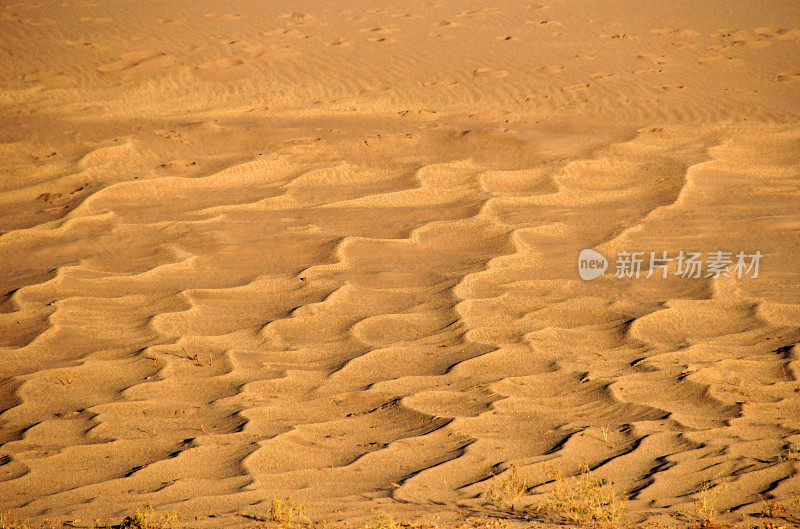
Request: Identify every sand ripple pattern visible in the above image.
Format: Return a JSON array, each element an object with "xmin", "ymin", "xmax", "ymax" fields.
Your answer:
[{"xmin": 0, "ymin": 124, "xmax": 799, "ymax": 524}]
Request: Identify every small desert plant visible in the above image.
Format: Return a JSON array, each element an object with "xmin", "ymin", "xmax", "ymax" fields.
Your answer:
[
  {"xmin": 758, "ymin": 493, "xmax": 800, "ymax": 526},
  {"xmin": 267, "ymin": 497, "xmax": 309, "ymax": 527},
  {"xmin": 760, "ymin": 498, "xmax": 784, "ymax": 519},
  {"xmin": 538, "ymin": 463, "xmax": 623, "ymax": 526},
  {"xmin": 777, "ymin": 443, "xmax": 800, "ymax": 462},
  {"xmin": 366, "ymin": 514, "xmax": 401, "ymax": 529},
  {"xmin": 120, "ymin": 505, "xmax": 178, "ymax": 529},
  {"xmin": 691, "ymin": 480, "xmax": 727, "ymax": 526},
  {"xmin": 484, "ymin": 465, "xmax": 529, "ymax": 511}
]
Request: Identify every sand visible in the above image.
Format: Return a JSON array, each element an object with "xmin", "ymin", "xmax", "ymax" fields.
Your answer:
[{"xmin": 1, "ymin": 0, "xmax": 799, "ymax": 527}]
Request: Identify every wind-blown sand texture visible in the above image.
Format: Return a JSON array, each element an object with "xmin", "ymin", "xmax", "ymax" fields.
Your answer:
[{"xmin": 1, "ymin": 0, "xmax": 799, "ymax": 527}]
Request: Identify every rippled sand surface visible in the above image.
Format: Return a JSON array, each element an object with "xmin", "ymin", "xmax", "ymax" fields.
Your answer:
[{"xmin": 1, "ymin": 1, "xmax": 799, "ymax": 527}]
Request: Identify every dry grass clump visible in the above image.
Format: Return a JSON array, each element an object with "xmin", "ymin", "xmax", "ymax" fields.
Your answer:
[
  {"xmin": 120, "ymin": 505, "xmax": 178, "ymax": 529},
  {"xmin": 266, "ymin": 497, "xmax": 310, "ymax": 527},
  {"xmin": 690, "ymin": 481, "xmax": 727, "ymax": 527},
  {"xmin": 366, "ymin": 514, "xmax": 402, "ymax": 529},
  {"xmin": 484, "ymin": 465, "xmax": 529, "ymax": 511},
  {"xmin": 776, "ymin": 442, "xmax": 800, "ymax": 462},
  {"xmin": 537, "ymin": 463, "xmax": 623, "ymax": 527},
  {"xmin": 483, "ymin": 462, "xmax": 623, "ymax": 526},
  {"xmin": 757, "ymin": 493, "xmax": 800, "ymax": 527}
]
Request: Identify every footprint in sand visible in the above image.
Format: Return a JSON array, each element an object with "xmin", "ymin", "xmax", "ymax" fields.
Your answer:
[
  {"xmin": 243, "ymin": 44, "xmax": 297, "ymax": 60},
  {"xmin": 637, "ymin": 53, "xmax": 668, "ymax": 65},
  {"xmin": 4, "ymin": 1, "xmax": 41, "ymax": 7},
  {"xmin": 713, "ymin": 29, "xmax": 771, "ymax": 48},
  {"xmin": 211, "ymin": 33, "xmax": 245, "ymax": 46},
  {"xmin": 34, "ymin": 182, "xmax": 91, "ymax": 216},
  {"xmin": 458, "ymin": 8, "xmax": 500, "ymax": 19},
  {"xmin": 651, "ymin": 28, "xmax": 699, "ymax": 37},
  {"xmin": 562, "ymin": 82, "xmax": 591, "ymax": 92},
  {"xmin": 194, "ymin": 57, "xmax": 248, "ymax": 81},
  {"xmin": 775, "ymin": 72, "xmax": 800, "ymax": 83},
  {"xmin": 23, "ymin": 70, "xmax": 76, "ymax": 87},
  {"xmin": 755, "ymin": 27, "xmax": 800, "ymax": 42},
  {"xmin": 360, "ymin": 26, "xmax": 400, "ymax": 40},
  {"xmin": 326, "ymin": 38, "xmax": 350, "ymax": 47},
  {"xmin": 66, "ymin": 37, "xmax": 94, "ymax": 48},
  {"xmin": 197, "ymin": 58, "xmax": 244, "ymax": 70},
  {"xmin": 154, "ymin": 129, "xmax": 180, "ymax": 140},
  {"xmin": 158, "ymin": 159, "xmax": 197, "ymax": 173},
  {"xmin": 204, "ymin": 12, "xmax": 241, "ymax": 20},
  {"xmin": 697, "ymin": 55, "xmax": 733, "ymax": 64},
  {"xmin": 97, "ymin": 50, "xmax": 176, "ymax": 81},
  {"xmin": 281, "ymin": 12, "xmax": 311, "ymax": 25},
  {"xmin": 423, "ymin": 79, "xmax": 458, "ymax": 87},
  {"xmin": 528, "ymin": 19, "xmax": 564, "ymax": 28},
  {"xmin": 599, "ymin": 33, "xmax": 637, "ymax": 40},
  {"xmin": 473, "ymin": 67, "xmax": 509, "ymax": 79},
  {"xmin": 360, "ymin": 85, "xmax": 391, "ymax": 93},
  {"xmin": 20, "ymin": 17, "xmax": 54, "ymax": 26},
  {"xmin": 80, "ymin": 16, "xmax": 111, "ymax": 24}
]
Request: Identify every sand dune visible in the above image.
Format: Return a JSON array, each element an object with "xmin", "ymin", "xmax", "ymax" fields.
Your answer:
[{"xmin": 1, "ymin": 0, "xmax": 799, "ymax": 527}]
